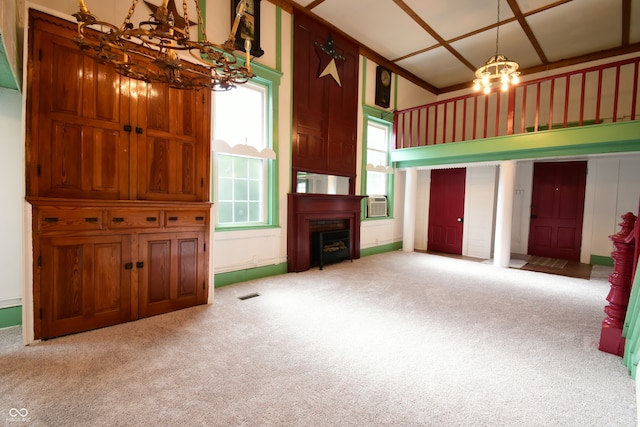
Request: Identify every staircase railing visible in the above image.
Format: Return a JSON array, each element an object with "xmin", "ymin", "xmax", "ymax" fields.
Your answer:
[{"xmin": 394, "ymin": 56, "xmax": 640, "ymax": 149}]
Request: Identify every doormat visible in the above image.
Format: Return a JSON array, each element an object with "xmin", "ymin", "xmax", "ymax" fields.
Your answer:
[{"xmin": 527, "ymin": 256, "xmax": 568, "ymax": 269}]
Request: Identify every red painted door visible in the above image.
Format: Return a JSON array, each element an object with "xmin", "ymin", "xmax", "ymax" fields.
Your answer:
[
  {"xmin": 428, "ymin": 168, "xmax": 466, "ymax": 254},
  {"xmin": 528, "ymin": 161, "xmax": 587, "ymax": 261}
]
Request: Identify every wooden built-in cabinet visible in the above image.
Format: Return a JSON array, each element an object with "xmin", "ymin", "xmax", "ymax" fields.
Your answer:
[
  {"xmin": 27, "ymin": 10, "xmax": 210, "ymax": 202},
  {"xmin": 30, "ymin": 199, "xmax": 210, "ymax": 339},
  {"xmin": 27, "ymin": 10, "xmax": 212, "ymax": 339}
]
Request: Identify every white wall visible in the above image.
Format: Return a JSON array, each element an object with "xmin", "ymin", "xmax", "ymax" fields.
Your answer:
[
  {"xmin": 463, "ymin": 165, "xmax": 497, "ymax": 259},
  {"xmin": 0, "ymin": 87, "xmax": 24, "ymax": 308},
  {"xmin": 586, "ymin": 155, "xmax": 640, "ymax": 259},
  {"xmin": 212, "ymin": 1, "xmax": 291, "ymax": 276},
  {"xmin": 413, "ymin": 165, "xmax": 497, "ymax": 259},
  {"xmin": 503, "ymin": 156, "xmax": 640, "ymax": 263},
  {"xmin": 407, "ymin": 154, "xmax": 640, "ymax": 262}
]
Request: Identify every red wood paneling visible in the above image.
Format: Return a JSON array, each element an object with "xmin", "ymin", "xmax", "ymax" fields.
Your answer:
[{"xmin": 292, "ymin": 12, "xmax": 359, "ymax": 183}]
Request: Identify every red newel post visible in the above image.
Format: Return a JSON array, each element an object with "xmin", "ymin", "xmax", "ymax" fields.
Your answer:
[{"xmin": 599, "ymin": 212, "xmax": 638, "ymax": 356}]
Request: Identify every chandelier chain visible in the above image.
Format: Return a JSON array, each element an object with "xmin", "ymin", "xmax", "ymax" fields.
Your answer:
[
  {"xmin": 495, "ymin": 0, "xmax": 500, "ymax": 57},
  {"xmin": 183, "ymin": 1, "xmax": 190, "ymax": 39},
  {"xmin": 472, "ymin": 0, "xmax": 520, "ymax": 93},
  {"xmin": 194, "ymin": 0, "xmax": 208, "ymax": 42},
  {"xmin": 122, "ymin": 0, "xmax": 139, "ymax": 31}
]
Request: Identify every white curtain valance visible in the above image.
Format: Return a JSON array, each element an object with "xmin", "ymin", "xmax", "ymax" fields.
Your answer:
[{"xmin": 213, "ymin": 140, "xmax": 276, "ymax": 160}]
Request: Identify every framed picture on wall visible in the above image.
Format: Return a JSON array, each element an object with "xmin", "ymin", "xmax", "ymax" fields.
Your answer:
[{"xmin": 231, "ymin": 0, "xmax": 264, "ymax": 58}]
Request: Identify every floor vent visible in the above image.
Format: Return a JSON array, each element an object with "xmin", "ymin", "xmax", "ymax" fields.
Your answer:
[{"xmin": 238, "ymin": 292, "xmax": 260, "ymax": 301}]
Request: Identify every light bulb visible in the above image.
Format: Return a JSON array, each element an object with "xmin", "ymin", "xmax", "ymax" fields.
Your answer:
[
  {"xmin": 501, "ymin": 82, "xmax": 509, "ymax": 92},
  {"xmin": 482, "ymin": 74, "xmax": 490, "ymax": 85},
  {"xmin": 511, "ymin": 74, "xmax": 520, "ymax": 85},
  {"xmin": 501, "ymin": 72, "xmax": 509, "ymax": 84},
  {"xmin": 483, "ymin": 86, "xmax": 491, "ymax": 95},
  {"xmin": 473, "ymin": 80, "xmax": 481, "ymax": 91}
]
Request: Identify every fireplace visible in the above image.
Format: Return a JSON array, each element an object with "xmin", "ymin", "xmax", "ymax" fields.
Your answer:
[
  {"xmin": 312, "ymin": 228, "xmax": 351, "ymax": 269},
  {"xmin": 287, "ymin": 193, "xmax": 365, "ymax": 272}
]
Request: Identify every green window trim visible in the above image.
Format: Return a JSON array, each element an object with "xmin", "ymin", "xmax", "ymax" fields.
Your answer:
[
  {"xmin": 361, "ymin": 104, "xmax": 395, "ymax": 220},
  {"xmin": 213, "ymin": 62, "xmax": 283, "ymax": 231}
]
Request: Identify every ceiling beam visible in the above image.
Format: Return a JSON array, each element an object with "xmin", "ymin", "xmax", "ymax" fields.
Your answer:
[
  {"xmin": 265, "ymin": 0, "xmax": 439, "ymax": 94},
  {"xmin": 506, "ymin": 0, "xmax": 548, "ymax": 64},
  {"xmin": 392, "ymin": 0, "xmax": 476, "ymax": 72},
  {"xmin": 440, "ymin": 42, "xmax": 640, "ymax": 94}
]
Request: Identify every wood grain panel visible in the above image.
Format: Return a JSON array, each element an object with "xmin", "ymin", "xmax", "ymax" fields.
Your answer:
[
  {"xmin": 177, "ymin": 238, "xmax": 197, "ymax": 298},
  {"xmin": 292, "ymin": 12, "xmax": 358, "ymax": 183},
  {"xmin": 38, "ymin": 234, "xmax": 132, "ymax": 339}
]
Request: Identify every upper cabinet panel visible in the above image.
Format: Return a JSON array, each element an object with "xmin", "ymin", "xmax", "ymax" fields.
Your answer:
[{"xmin": 26, "ymin": 10, "xmax": 211, "ymax": 202}]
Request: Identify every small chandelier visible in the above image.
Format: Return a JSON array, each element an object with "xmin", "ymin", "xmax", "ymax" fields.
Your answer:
[
  {"xmin": 73, "ymin": 0, "xmax": 254, "ymax": 91},
  {"xmin": 473, "ymin": 0, "xmax": 520, "ymax": 94}
]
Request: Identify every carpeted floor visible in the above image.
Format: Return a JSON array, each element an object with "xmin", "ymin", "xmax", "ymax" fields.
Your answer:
[{"xmin": 0, "ymin": 251, "xmax": 635, "ymax": 426}]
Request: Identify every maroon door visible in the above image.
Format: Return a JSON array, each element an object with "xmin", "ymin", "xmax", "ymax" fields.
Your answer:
[
  {"xmin": 428, "ymin": 168, "xmax": 466, "ymax": 254},
  {"xmin": 528, "ymin": 161, "xmax": 587, "ymax": 261}
]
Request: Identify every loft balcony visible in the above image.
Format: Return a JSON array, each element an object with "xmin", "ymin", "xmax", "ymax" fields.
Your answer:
[{"xmin": 391, "ymin": 56, "xmax": 640, "ymax": 168}]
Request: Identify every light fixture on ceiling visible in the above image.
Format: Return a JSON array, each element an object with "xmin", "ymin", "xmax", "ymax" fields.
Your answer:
[
  {"xmin": 73, "ymin": 0, "xmax": 254, "ymax": 91},
  {"xmin": 473, "ymin": 0, "xmax": 520, "ymax": 94}
]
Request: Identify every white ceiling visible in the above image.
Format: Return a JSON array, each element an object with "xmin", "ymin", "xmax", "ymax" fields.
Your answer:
[{"xmin": 287, "ymin": 0, "xmax": 640, "ymax": 94}]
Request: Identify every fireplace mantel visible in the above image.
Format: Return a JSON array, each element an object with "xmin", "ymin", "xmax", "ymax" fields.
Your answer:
[{"xmin": 287, "ymin": 193, "xmax": 365, "ymax": 272}]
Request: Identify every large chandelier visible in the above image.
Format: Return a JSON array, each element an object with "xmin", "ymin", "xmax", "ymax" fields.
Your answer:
[
  {"xmin": 73, "ymin": 0, "xmax": 254, "ymax": 91},
  {"xmin": 473, "ymin": 0, "xmax": 520, "ymax": 94}
]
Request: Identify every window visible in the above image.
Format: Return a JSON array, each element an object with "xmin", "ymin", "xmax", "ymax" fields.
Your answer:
[
  {"xmin": 362, "ymin": 106, "xmax": 394, "ymax": 218},
  {"xmin": 213, "ymin": 81, "xmax": 273, "ymax": 227},
  {"xmin": 366, "ymin": 120, "xmax": 390, "ymax": 196}
]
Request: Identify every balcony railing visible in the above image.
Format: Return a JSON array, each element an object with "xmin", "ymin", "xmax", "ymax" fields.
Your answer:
[{"xmin": 394, "ymin": 56, "xmax": 640, "ymax": 149}]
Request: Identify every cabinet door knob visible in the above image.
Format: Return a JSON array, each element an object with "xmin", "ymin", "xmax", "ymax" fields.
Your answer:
[
  {"xmin": 136, "ymin": 262, "xmax": 144, "ymax": 269},
  {"xmin": 123, "ymin": 125, "xmax": 132, "ymax": 132},
  {"xmin": 43, "ymin": 217, "xmax": 59, "ymax": 223},
  {"xmin": 135, "ymin": 127, "xmax": 143, "ymax": 134},
  {"xmin": 112, "ymin": 217, "xmax": 125, "ymax": 223},
  {"xmin": 124, "ymin": 262, "xmax": 133, "ymax": 270},
  {"xmin": 168, "ymin": 216, "xmax": 178, "ymax": 221},
  {"xmin": 195, "ymin": 216, "xmax": 204, "ymax": 221},
  {"xmin": 84, "ymin": 217, "xmax": 99, "ymax": 223},
  {"xmin": 146, "ymin": 217, "xmax": 157, "ymax": 222}
]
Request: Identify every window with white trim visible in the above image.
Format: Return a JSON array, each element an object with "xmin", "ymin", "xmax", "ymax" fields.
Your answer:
[
  {"xmin": 213, "ymin": 82, "xmax": 273, "ymax": 227},
  {"xmin": 366, "ymin": 120, "xmax": 391, "ymax": 196}
]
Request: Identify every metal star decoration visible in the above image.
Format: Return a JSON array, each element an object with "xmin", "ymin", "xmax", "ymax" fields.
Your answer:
[
  {"xmin": 144, "ymin": 0, "xmax": 197, "ymax": 29},
  {"xmin": 314, "ymin": 34, "xmax": 345, "ymax": 86}
]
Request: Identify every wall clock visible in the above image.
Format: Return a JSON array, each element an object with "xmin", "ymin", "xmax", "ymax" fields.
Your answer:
[{"xmin": 375, "ymin": 66, "xmax": 392, "ymax": 108}]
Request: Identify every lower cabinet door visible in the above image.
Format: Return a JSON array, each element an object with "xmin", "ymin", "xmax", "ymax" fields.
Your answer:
[
  {"xmin": 38, "ymin": 235, "xmax": 132, "ymax": 339},
  {"xmin": 138, "ymin": 232, "xmax": 206, "ymax": 318}
]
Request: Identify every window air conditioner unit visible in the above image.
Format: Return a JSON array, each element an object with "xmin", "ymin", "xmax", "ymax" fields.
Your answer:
[{"xmin": 367, "ymin": 196, "xmax": 388, "ymax": 218}]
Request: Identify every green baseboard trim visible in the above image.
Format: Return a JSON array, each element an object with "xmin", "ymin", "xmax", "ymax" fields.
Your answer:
[
  {"xmin": 361, "ymin": 242, "xmax": 403, "ymax": 258},
  {"xmin": 0, "ymin": 305, "xmax": 21, "ymax": 328},
  {"xmin": 214, "ymin": 263, "xmax": 289, "ymax": 288},
  {"xmin": 591, "ymin": 255, "xmax": 614, "ymax": 267}
]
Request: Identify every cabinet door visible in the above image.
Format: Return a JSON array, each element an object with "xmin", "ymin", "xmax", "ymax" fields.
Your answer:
[
  {"xmin": 138, "ymin": 232, "xmax": 207, "ymax": 318},
  {"xmin": 28, "ymin": 14, "xmax": 131, "ymax": 200},
  {"xmin": 37, "ymin": 235, "xmax": 132, "ymax": 339},
  {"xmin": 135, "ymin": 82, "xmax": 211, "ymax": 201}
]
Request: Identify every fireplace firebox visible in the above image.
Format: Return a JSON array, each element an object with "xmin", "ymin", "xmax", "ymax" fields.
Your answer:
[{"xmin": 313, "ymin": 229, "xmax": 351, "ymax": 269}]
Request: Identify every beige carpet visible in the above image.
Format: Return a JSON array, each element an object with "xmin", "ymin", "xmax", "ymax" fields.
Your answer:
[{"xmin": 0, "ymin": 251, "xmax": 636, "ymax": 426}]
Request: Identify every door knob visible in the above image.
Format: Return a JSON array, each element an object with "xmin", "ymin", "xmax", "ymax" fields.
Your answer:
[{"xmin": 457, "ymin": 217, "xmax": 463, "ymax": 223}]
